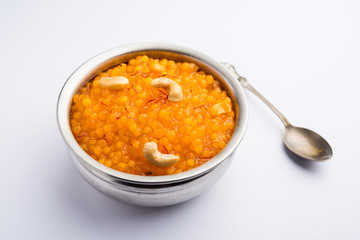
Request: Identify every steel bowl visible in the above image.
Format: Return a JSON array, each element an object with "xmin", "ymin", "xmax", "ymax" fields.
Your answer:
[{"xmin": 57, "ymin": 42, "xmax": 248, "ymax": 207}]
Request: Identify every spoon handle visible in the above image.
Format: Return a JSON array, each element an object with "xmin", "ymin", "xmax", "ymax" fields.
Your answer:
[{"xmin": 222, "ymin": 63, "xmax": 290, "ymax": 127}]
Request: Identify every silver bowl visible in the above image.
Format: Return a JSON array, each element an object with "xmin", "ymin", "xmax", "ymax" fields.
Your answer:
[{"xmin": 57, "ymin": 42, "xmax": 248, "ymax": 207}]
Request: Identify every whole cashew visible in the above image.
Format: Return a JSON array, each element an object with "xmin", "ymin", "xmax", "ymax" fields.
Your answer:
[
  {"xmin": 99, "ymin": 76, "xmax": 129, "ymax": 90},
  {"xmin": 151, "ymin": 78, "xmax": 183, "ymax": 102},
  {"xmin": 143, "ymin": 142, "xmax": 179, "ymax": 167}
]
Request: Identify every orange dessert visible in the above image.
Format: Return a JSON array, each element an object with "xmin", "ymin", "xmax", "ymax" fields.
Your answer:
[{"xmin": 70, "ymin": 55, "xmax": 235, "ymax": 176}]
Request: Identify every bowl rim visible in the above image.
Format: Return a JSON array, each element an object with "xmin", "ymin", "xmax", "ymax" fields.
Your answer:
[{"xmin": 57, "ymin": 42, "xmax": 248, "ymax": 184}]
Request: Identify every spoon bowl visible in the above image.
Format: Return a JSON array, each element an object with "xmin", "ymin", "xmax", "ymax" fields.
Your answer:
[{"xmin": 284, "ymin": 125, "xmax": 333, "ymax": 161}]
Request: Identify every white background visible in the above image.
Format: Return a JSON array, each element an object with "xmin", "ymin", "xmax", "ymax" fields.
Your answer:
[{"xmin": 1, "ymin": 0, "xmax": 359, "ymax": 239}]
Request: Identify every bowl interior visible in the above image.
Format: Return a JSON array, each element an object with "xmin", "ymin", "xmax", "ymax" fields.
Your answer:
[{"xmin": 57, "ymin": 43, "xmax": 248, "ymax": 185}]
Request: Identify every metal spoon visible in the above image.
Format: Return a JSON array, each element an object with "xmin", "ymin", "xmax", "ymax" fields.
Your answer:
[{"xmin": 223, "ymin": 63, "xmax": 333, "ymax": 161}]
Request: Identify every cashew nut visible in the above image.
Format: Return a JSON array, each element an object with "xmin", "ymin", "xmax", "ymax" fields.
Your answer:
[
  {"xmin": 151, "ymin": 78, "xmax": 183, "ymax": 102},
  {"xmin": 210, "ymin": 102, "xmax": 232, "ymax": 116},
  {"xmin": 143, "ymin": 142, "xmax": 179, "ymax": 167},
  {"xmin": 99, "ymin": 76, "xmax": 129, "ymax": 90}
]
